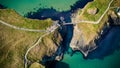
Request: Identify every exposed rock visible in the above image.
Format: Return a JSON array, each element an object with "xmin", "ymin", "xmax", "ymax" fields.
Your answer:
[
  {"xmin": 70, "ymin": 25, "xmax": 84, "ymax": 50},
  {"xmin": 55, "ymin": 53, "xmax": 63, "ymax": 61},
  {"xmin": 70, "ymin": 25, "xmax": 97, "ymax": 57},
  {"xmin": 29, "ymin": 62, "xmax": 45, "ymax": 68},
  {"xmin": 54, "ymin": 46, "xmax": 64, "ymax": 61},
  {"xmin": 27, "ymin": 30, "xmax": 63, "ymax": 67},
  {"xmin": 108, "ymin": 10, "xmax": 120, "ymax": 25},
  {"xmin": 87, "ymin": 7, "xmax": 98, "ymax": 15},
  {"xmin": 116, "ymin": 7, "xmax": 120, "ymax": 16}
]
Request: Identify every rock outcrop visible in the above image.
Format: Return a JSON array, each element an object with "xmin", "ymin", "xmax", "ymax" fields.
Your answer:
[
  {"xmin": 0, "ymin": 9, "xmax": 63, "ymax": 68},
  {"xmin": 28, "ymin": 30, "xmax": 63, "ymax": 64},
  {"xmin": 108, "ymin": 11, "xmax": 120, "ymax": 25},
  {"xmin": 70, "ymin": 25, "xmax": 84, "ymax": 50},
  {"xmin": 87, "ymin": 7, "xmax": 98, "ymax": 15},
  {"xmin": 70, "ymin": 25, "xmax": 97, "ymax": 57}
]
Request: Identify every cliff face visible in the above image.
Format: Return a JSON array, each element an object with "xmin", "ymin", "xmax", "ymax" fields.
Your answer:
[
  {"xmin": 70, "ymin": 25, "xmax": 85, "ymax": 53},
  {"xmin": 70, "ymin": 10, "xmax": 112, "ymax": 57},
  {"xmin": 70, "ymin": 9, "xmax": 120, "ymax": 57},
  {"xmin": 28, "ymin": 30, "xmax": 63, "ymax": 65},
  {"xmin": 1, "ymin": 4, "xmax": 119, "ymax": 68},
  {"xmin": 108, "ymin": 10, "xmax": 120, "ymax": 26},
  {"xmin": 0, "ymin": 9, "xmax": 63, "ymax": 68},
  {"xmin": 70, "ymin": 25, "xmax": 97, "ymax": 57}
]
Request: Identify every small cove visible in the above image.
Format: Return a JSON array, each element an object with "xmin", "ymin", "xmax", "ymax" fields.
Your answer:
[
  {"xmin": 0, "ymin": 0, "xmax": 78, "ymax": 16},
  {"xmin": 0, "ymin": 0, "xmax": 93, "ymax": 20},
  {"xmin": 0, "ymin": 0, "xmax": 120, "ymax": 68},
  {"xmin": 55, "ymin": 26, "xmax": 120, "ymax": 68}
]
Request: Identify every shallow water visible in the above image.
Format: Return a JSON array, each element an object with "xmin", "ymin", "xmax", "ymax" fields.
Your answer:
[
  {"xmin": 0, "ymin": 0, "xmax": 120, "ymax": 68},
  {"xmin": 55, "ymin": 27, "xmax": 120, "ymax": 68},
  {"xmin": 0, "ymin": 0, "xmax": 78, "ymax": 16},
  {"xmin": 56, "ymin": 50, "xmax": 120, "ymax": 68}
]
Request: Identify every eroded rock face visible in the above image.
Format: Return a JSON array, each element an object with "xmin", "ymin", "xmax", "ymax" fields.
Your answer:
[
  {"xmin": 108, "ymin": 11, "xmax": 120, "ymax": 25},
  {"xmin": 70, "ymin": 25, "xmax": 97, "ymax": 57},
  {"xmin": 70, "ymin": 25, "xmax": 84, "ymax": 50},
  {"xmin": 28, "ymin": 30, "xmax": 63, "ymax": 65},
  {"xmin": 87, "ymin": 7, "xmax": 98, "ymax": 15}
]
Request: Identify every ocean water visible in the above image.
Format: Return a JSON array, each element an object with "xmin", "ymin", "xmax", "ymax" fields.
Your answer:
[
  {"xmin": 0, "ymin": 0, "xmax": 120, "ymax": 68},
  {"xmin": 56, "ymin": 50, "xmax": 120, "ymax": 68},
  {"xmin": 0, "ymin": 0, "xmax": 78, "ymax": 16},
  {"xmin": 0, "ymin": 0, "xmax": 93, "ymax": 20},
  {"xmin": 55, "ymin": 27, "xmax": 120, "ymax": 68}
]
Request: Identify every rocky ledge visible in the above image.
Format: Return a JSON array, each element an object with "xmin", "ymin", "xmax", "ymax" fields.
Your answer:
[
  {"xmin": 70, "ymin": 25, "xmax": 97, "ymax": 57},
  {"xmin": 70, "ymin": 10, "xmax": 120, "ymax": 57}
]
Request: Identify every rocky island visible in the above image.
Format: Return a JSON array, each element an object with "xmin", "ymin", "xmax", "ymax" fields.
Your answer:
[{"xmin": 0, "ymin": 0, "xmax": 120, "ymax": 68}]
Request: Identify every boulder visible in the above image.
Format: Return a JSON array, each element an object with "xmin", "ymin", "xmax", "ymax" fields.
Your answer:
[
  {"xmin": 87, "ymin": 7, "xmax": 98, "ymax": 15},
  {"xmin": 29, "ymin": 62, "xmax": 45, "ymax": 68}
]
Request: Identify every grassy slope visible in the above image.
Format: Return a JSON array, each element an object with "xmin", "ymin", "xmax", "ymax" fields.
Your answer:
[
  {"xmin": 111, "ymin": 0, "xmax": 120, "ymax": 7},
  {"xmin": 79, "ymin": 0, "xmax": 110, "ymax": 21},
  {"xmin": 78, "ymin": 11, "xmax": 109, "ymax": 45},
  {"xmin": 0, "ymin": 9, "xmax": 52, "ymax": 30},
  {"xmin": 27, "ymin": 29, "xmax": 62, "ymax": 62},
  {"xmin": 0, "ymin": 23, "xmax": 43, "ymax": 68},
  {"xmin": 0, "ymin": 9, "xmax": 62, "ymax": 68},
  {"xmin": 77, "ymin": 0, "xmax": 120, "ymax": 45}
]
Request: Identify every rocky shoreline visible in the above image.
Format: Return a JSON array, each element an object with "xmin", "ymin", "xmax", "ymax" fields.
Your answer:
[
  {"xmin": 32, "ymin": 10, "xmax": 120, "ymax": 68},
  {"xmin": 32, "ymin": 4, "xmax": 120, "ymax": 68},
  {"xmin": 70, "ymin": 24, "xmax": 98, "ymax": 57},
  {"xmin": 70, "ymin": 10, "xmax": 120, "ymax": 57}
]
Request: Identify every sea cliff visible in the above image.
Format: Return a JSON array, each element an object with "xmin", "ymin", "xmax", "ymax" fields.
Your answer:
[
  {"xmin": 0, "ymin": 9, "xmax": 63, "ymax": 68},
  {"xmin": 70, "ymin": 9, "xmax": 120, "ymax": 57}
]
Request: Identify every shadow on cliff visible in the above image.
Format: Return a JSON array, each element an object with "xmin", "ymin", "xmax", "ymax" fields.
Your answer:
[
  {"xmin": 25, "ymin": 8, "xmax": 72, "ymax": 21},
  {"xmin": 24, "ymin": 0, "xmax": 93, "ymax": 53},
  {"xmin": 45, "ymin": 61, "xmax": 70, "ymax": 68},
  {"xmin": 0, "ymin": 4, "xmax": 6, "ymax": 9},
  {"xmin": 61, "ymin": 24, "xmax": 74, "ymax": 52},
  {"xmin": 25, "ymin": 0, "xmax": 93, "ymax": 21},
  {"xmin": 87, "ymin": 26, "xmax": 120, "ymax": 60}
]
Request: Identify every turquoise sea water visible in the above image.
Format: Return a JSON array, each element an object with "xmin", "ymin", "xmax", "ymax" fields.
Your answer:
[
  {"xmin": 0, "ymin": 0, "xmax": 120, "ymax": 68},
  {"xmin": 0, "ymin": 0, "xmax": 78, "ymax": 16},
  {"xmin": 56, "ymin": 27, "xmax": 120, "ymax": 68},
  {"xmin": 56, "ymin": 50, "xmax": 120, "ymax": 68}
]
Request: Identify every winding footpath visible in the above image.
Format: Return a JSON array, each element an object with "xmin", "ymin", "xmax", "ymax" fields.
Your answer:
[
  {"xmin": 0, "ymin": 20, "xmax": 47, "ymax": 32},
  {"xmin": 24, "ymin": 25, "xmax": 58, "ymax": 68},
  {"xmin": 63, "ymin": 0, "xmax": 113, "ymax": 25},
  {"xmin": 0, "ymin": 19, "xmax": 59, "ymax": 68},
  {"xmin": 0, "ymin": 0, "xmax": 113, "ymax": 68},
  {"xmin": 24, "ymin": 32, "xmax": 49, "ymax": 68}
]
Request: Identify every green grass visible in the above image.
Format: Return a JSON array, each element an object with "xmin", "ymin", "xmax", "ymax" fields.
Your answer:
[
  {"xmin": 0, "ymin": 23, "xmax": 43, "ymax": 68},
  {"xmin": 0, "ymin": 9, "xmax": 62, "ymax": 68},
  {"xmin": 78, "ymin": 11, "xmax": 109, "ymax": 44},
  {"xmin": 27, "ymin": 28, "xmax": 62, "ymax": 62},
  {"xmin": 0, "ymin": 9, "xmax": 53, "ymax": 30},
  {"xmin": 80, "ymin": 0, "xmax": 111, "ymax": 21},
  {"xmin": 111, "ymin": 0, "xmax": 120, "ymax": 7},
  {"xmin": 0, "ymin": 18, "xmax": 61, "ymax": 68}
]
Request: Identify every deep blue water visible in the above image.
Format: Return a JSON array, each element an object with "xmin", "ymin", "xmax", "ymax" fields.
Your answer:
[
  {"xmin": 0, "ymin": 0, "xmax": 93, "ymax": 21},
  {"xmin": 0, "ymin": 0, "xmax": 120, "ymax": 68},
  {"xmin": 54, "ymin": 26, "xmax": 120, "ymax": 68},
  {"xmin": 25, "ymin": 0, "xmax": 93, "ymax": 21}
]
